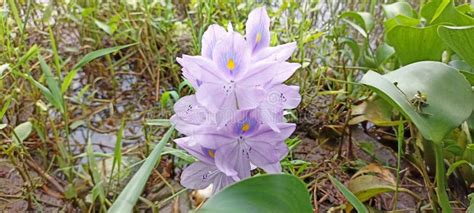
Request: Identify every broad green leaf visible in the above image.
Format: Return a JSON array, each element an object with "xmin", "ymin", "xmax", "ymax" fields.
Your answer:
[
  {"xmin": 375, "ymin": 43, "xmax": 395, "ymax": 66},
  {"xmin": 384, "ymin": 15, "xmax": 420, "ymax": 32},
  {"xmin": 199, "ymin": 174, "xmax": 313, "ymax": 213},
  {"xmin": 340, "ymin": 12, "xmax": 374, "ymax": 37},
  {"xmin": 360, "ymin": 62, "xmax": 473, "ymax": 142},
  {"xmin": 386, "ymin": 25, "xmax": 445, "ymax": 65},
  {"xmin": 328, "ymin": 174, "xmax": 368, "ymax": 213},
  {"xmin": 449, "ymin": 60, "xmax": 474, "ymax": 85},
  {"xmin": 382, "ymin": 2, "xmax": 417, "ymax": 19},
  {"xmin": 108, "ymin": 126, "xmax": 174, "ymax": 213},
  {"xmin": 12, "ymin": 121, "xmax": 32, "ymax": 144},
  {"xmin": 438, "ymin": 25, "xmax": 474, "ymax": 68},
  {"xmin": 422, "ymin": 0, "xmax": 474, "ymax": 26}
]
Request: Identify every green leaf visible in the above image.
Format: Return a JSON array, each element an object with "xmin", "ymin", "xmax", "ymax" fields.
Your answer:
[
  {"xmin": 448, "ymin": 60, "xmax": 474, "ymax": 85},
  {"xmin": 328, "ymin": 174, "xmax": 368, "ymax": 213},
  {"xmin": 375, "ymin": 43, "xmax": 395, "ymax": 66},
  {"xmin": 94, "ymin": 19, "xmax": 114, "ymax": 35},
  {"xmin": 161, "ymin": 147, "xmax": 196, "ymax": 163},
  {"xmin": 340, "ymin": 12, "xmax": 374, "ymax": 37},
  {"xmin": 199, "ymin": 174, "xmax": 313, "ymax": 213},
  {"xmin": 446, "ymin": 160, "xmax": 472, "ymax": 176},
  {"xmin": 382, "ymin": 2, "xmax": 417, "ymax": 19},
  {"xmin": 60, "ymin": 44, "xmax": 136, "ymax": 93},
  {"xmin": 71, "ymin": 43, "xmax": 137, "ymax": 71},
  {"xmin": 145, "ymin": 119, "xmax": 171, "ymax": 127},
  {"xmin": 438, "ymin": 25, "xmax": 474, "ymax": 68},
  {"xmin": 422, "ymin": 0, "xmax": 474, "ymax": 26},
  {"xmin": 468, "ymin": 193, "xmax": 474, "ymax": 213},
  {"xmin": 360, "ymin": 62, "xmax": 473, "ymax": 142},
  {"xmin": 386, "ymin": 25, "xmax": 445, "ymax": 65},
  {"xmin": 383, "ymin": 15, "xmax": 420, "ymax": 33},
  {"xmin": 61, "ymin": 69, "xmax": 79, "ymax": 93},
  {"xmin": 38, "ymin": 55, "xmax": 64, "ymax": 113},
  {"xmin": 108, "ymin": 126, "xmax": 175, "ymax": 213},
  {"xmin": 12, "ymin": 121, "xmax": 32, "ymax": 144}
]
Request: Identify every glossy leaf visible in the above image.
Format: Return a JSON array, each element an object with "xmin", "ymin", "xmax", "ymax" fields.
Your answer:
[
  {"xmin": 438, "ymin": 25, "xmax": 474, "ymax": 68},
  {"xmin": 199, "ymin": 174, "xmax": 313, "ymax": 213},
  {"xmin": 386, "ymin": 25, "xmax": 445, "ymax": 65},
  {"xmin": 422, "ymin": 0, "xmax": 474, "ymax": 26},
  {"xmin": 382, "ymin": 2, "xmax": 417, "ymax": 19},
  {"xmin": 360, "ymin": 62, "xmax": 473, "ymax": 142},
  {"xmin": 340, "ymin": 12, "xmax": 374, "ymax": 37}
]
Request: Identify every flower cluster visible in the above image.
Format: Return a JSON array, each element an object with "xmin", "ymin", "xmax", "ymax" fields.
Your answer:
[{"xmin": 171, "ymin": 7, "xmax": 301, "ymax": 194}]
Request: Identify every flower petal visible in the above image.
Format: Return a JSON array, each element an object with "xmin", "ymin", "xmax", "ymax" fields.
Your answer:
[
  {"xmin": 234, "ymin": 86, "xmax": 265, "ymax": 110},
  {"xmin": 269, "ymin": 62, "xmax": 301, "ymax": 84},
  {"xmin": 180, "ymin": 162, "xmax": 219, "ymax": 190},
  {"xmin": 249, "ymin": 123, "xmax": 296, "ymax": 142},
  {"xmin": 202, "ymin": 24, "xmax": 227, "ymax": 59},
  {"xmin": 174, "ymin": 137, "xmax": 214, "ymax": 164},
  {"xmin": 246, "ymin": 140, "xmax": 284, "ymax": 167},
  {"xmin": 196, "ymin": 83, "xmax": 237, "ymax": 113},
  {"xmin": 212, "ymin": 32, "xmax": 251, "ymax": 78},
  {"xmin": 252, "ymin": 42, "xmax": 297, "ymax": 62},
  {"xmin": 173, "ymin": 95, "xmax": 209, "ymax": 125},
  {"xmin": 246, "ymin": 7, "xmax": 270, "ymax": 53},
  {"xmin": 211, "ymin": 173, "xmax": 236, "ymax": 194},
  {"xmin": 237, "ymin": 61, "xmax": 278, "ymax": 85},
  {"xmin": 180, "ymin": 55, "xmax": 230, "ymax": 83},
  {"xmin": 215, "ymin": 142, "xmax": 251, "ymax": 180},
  {"xmin": 265, "ymin": 84, "xmax": 301, "ymax": 109}
]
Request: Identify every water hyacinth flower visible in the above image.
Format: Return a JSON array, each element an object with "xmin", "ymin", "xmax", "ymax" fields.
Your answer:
[
  {"xmin": 176, "ymin": 6, "xmax": 301, "ymax": 113},
  {"xmin": 178, "ymin": 110, "xmax": 295, "ymax": 177},
  {"xmin": 175, "ymin": 139, "xmax": 235, "ymax": 194},
  {"xmin": 172, "ymin": 6, "xmax": 301, "ymax": 194}
]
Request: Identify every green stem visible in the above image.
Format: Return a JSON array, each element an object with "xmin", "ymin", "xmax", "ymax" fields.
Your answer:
[{"xmin": 434, "ymin": 142, "xmax": 452, "ymax": 213}]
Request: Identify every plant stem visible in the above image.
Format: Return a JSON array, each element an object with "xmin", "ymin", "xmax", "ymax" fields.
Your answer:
[{"xmin": 433, "ymin": 142, "xmax": 452, "ymax": 213}]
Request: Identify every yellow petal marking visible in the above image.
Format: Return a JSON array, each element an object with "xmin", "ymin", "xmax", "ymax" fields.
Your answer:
[{"xmin": 227, "ymin": 58, "xmax": 235, "ymax": 71}]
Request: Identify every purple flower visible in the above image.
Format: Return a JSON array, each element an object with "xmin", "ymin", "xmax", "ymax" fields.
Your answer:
[
  {"xmin": 176, "ymin": 7, "xmax": 300, "ymax": 113},
  {"xmin": 180, "ymin": 110, "xmax": 295, "ymax": 177},
  {"xmin": 172, "ymin": 6, "xmax": 301, "ymax": 195},
  {"xmin": 175, "ymin": 137, "xmax": 236, "ymax": 194}
]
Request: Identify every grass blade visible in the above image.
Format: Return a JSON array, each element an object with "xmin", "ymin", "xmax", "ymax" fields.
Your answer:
[
  {"xmin": 108, "ymin": 126, "xmax": 175, "ymax": 212},
  {"xmin": 39, "ymin": 55, "xmax": 64, "ymax": 113},
  {"xmin": 71, "ymin": 43, "xmax": 137, "ymax": 71},
  {"xmin": 328, "ymin": 174, "xmax": 368, "ymax": 213}
]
